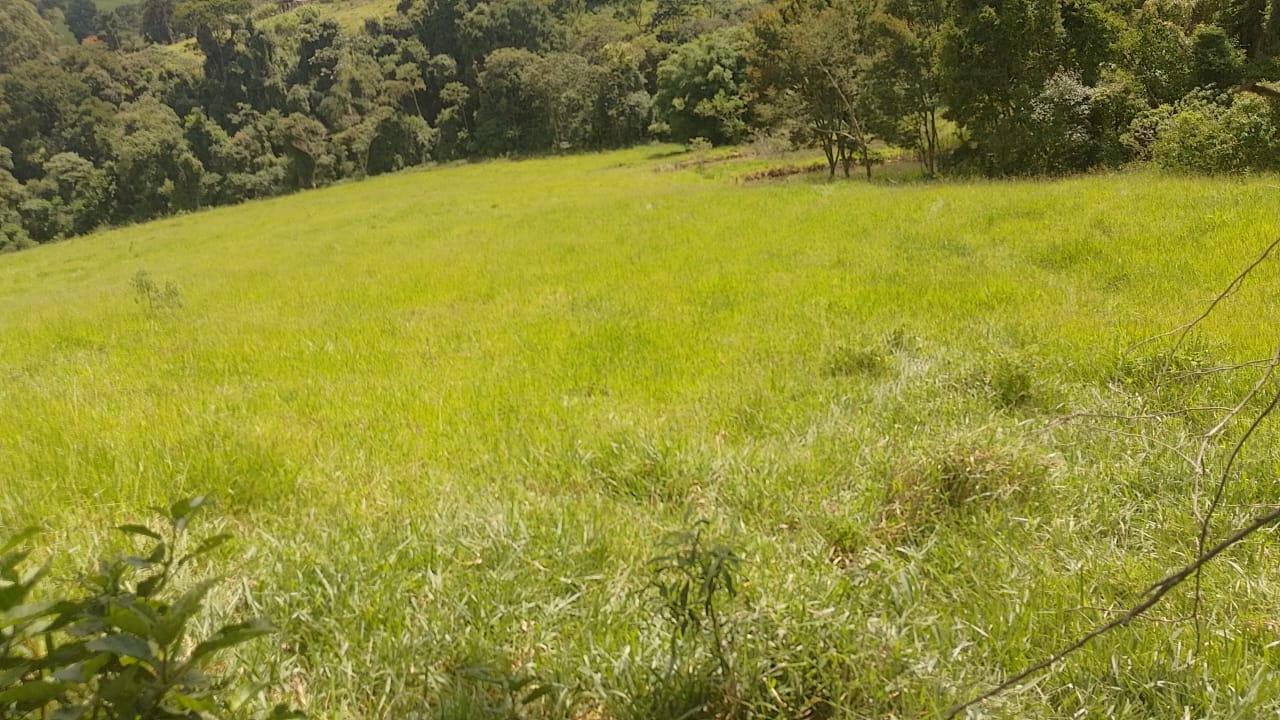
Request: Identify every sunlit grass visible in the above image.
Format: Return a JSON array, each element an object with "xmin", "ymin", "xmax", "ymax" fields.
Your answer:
[{"xmin": 3, "ymin": 147, "xmax": 1280, "ymax": 717}]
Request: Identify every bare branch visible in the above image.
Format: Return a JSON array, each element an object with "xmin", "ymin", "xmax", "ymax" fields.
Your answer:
[
  {"xmin": 1125, "ymin": 235, "xmax": 1280, "ymax": 370},
  {"xmin": 947, "ymin": 505, "xmax": 1280, "ymax": 719}
]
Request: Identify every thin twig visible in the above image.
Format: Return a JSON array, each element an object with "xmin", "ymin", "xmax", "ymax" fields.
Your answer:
[
  {"xmin": 1192, "ymin": 382, "xmax": 1280, "ymax": 645},
  {"xmin": 1070, "ymin": 606, "xmax": 1192, "ymax": 624},
  {"xmin": 1051, "ymin": 407, "xmax": 1234, "ymax": 427},
  {"xmin": 1193, "ymin": 345, "xmax": 1280, "ymax": 476},
  {"xmin": 1125, "ymin": 235, "xmax": 1280, "ymax": 369},
  {"xmin": 947, "ymin": 506, "xmax": 1280, "ymax": 719},
  {"xmin": 1046, "ymin": 422, "xmax": 1199, "ymax": 471},
  {"xmin": 1167, "ymin": 358, "xmax": 1276, "ymax": 380}
]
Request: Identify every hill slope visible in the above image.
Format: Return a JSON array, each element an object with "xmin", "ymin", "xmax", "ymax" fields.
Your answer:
[{"xmin": 3, "ymin": 148, "xmax": 1280, "ymax": 717}]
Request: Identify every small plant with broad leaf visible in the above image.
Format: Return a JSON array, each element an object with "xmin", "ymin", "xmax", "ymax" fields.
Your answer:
[
  {"xmin": 643, "ymin": 518, "xmax": 745, "ymax": 718},
  {"xmin": 0, "ymin": 497, "xmax": 300, "ymax": 720}
]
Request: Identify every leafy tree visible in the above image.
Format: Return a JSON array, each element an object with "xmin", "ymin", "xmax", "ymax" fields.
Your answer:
[
  {"xmin": 367, "ymin": 111, "xmax": 433, "ymax": 172},
  {"xmin": 0, "ymin": 61, "xmax": 110, "ymax": 181},
  {"xmin": 64, "ymin": 0, "xmax": 98, "ymax": 40},
  {"xmin": 175, "ymin": 0, "xmax": 251, "ymax": 37},
  {"xmin": 654, "ymin": 27, "xmax": 753, "ymax": 144},
  {"xmin": 0, "ymin": 0, "xmax": 55, "ymax": 68},
  {"xmin": 1147, "ymin": 91, "xmax": 1280, "ymax": 172},
  {"xmin": 1059, "ymin": 0, "xmax": 1123, "ymax": 84},
  {"xmin": 291, "ymin": 13, "xmax": 343, "ymax": 93},
  {"xmin": 274, "ymin": 111, "xmax": 330, "ymax": 188},
  {"xmin": 868, "ymin": 0, "xmax": 952, "ymax": 175},
  {"xmin": 195, "ymin": 18, "xmax": 286, "ymax": 124},
  {"xmin": 1120, "ymin": 11, "xmax": 1192, "ymax": 104},
  {"xmin": 107, "ymin": 98, "xmax": 204, "ymax": 220},
  {"xmin": 459, "ymin": 0, "xmax": 559, "ymax": 61},
  {"xmin": 95, "ymin": 4, "xmax": 144, "ymax": 50},
  {"xmin": 941, "ymin": 0, "xmax": 1066, "ymax": 172},
  {"xmin": 590, "ymin": 41, "xmax": 652, "ymax": 147},
  {"xmin": 434, "ymin": 80, "xmax": 473, "ymax": 159},
  {"xmin": 0, "ymin": 146, "xmax": 33, "ymax": 252},
  {"xmin": 1222, "ymin": 0, "xmax": 1273, "ymax": 58},
  {"xmin": 24, "ymin": 151, "xmax": 113, "ymax": 239},
  {"xmin": 1190, "ymin": 23, "xmax": 1245, "ymax": 89},
  {"xmin": 752, "ymin": 0, "xmax": 881, "ymax": 177},
  {"xmin": 141, "ymin": 0, "xmax": 175, "ymax": 43},
  {"xmin": 474, "ymin": 47, "xmax": 554, "ymax": 153}
]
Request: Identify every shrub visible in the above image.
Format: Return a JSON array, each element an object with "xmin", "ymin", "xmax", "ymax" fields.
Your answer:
[
  {"xmin": 0, "ymin": 497, "xmax": 298, "ymax": 719},
  {"xmin": 1144, "ymin": 91, "xmax": 1280, "ymax": 174}
]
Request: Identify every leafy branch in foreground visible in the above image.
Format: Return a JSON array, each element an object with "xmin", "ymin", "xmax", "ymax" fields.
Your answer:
[
  {"xmin": 0, "ymin": 497, "xmax": 300, "ymax": 720},
  {"xmin": 950, "ymin": 234, "xmax": 1280, "ymax": 717}
]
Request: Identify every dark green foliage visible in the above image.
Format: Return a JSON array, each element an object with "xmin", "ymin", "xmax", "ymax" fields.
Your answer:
[
  {"xmin": 940, "ymin": 0, "xmax": 1066, "ymax": 173},
  {"xmin": 654, "ymin": 28, "xmax": 752, "ymax": 144},
  {"xmin": 0, "ymin": 0, "xmax": 54, "ymax": 68},
  {"xmin": 642, "ymin": 519, "xmax": 744, "ymax": 717},
  {"xmin": 1121, "ymin": 13, "xmax": 1193, "ymax": 104},
  {"xmin": 1190, "ymin": 24, "xmax": 1245, "ymax": 89},
  {"xmin": 64, "ymin": 0, "xmax": 97, "ymax": 41},
  {"xmin": 108, "ymin": 98, "xmax": 204, "ymax": 221},
  {"xmin": 0, "ymin": 498, "xmax": 298, "ymax": 719},
  {"xmin": 1144, "ymin": 92, "xmax": 1280, "ymax": 173}
]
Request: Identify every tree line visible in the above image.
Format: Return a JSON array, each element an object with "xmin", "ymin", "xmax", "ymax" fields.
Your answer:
[{"xmin": 2, "ymin": 0, "xmax": 1279, "ymax": 250}]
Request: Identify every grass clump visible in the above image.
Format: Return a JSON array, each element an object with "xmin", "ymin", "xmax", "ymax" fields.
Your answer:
[
  {"xmin": 875, "ymin": 437, "xmax": 1050, "ymax": 543},
  {"xmin": 578, "ymin": 435, "xmax": 699, "ymax": 504},
  {"xmin": 822, "ymin": 344, "xmax": 892, "ymax": 379},
  {"xmin": 130, "ymin": 269, "xmax": 184, "ymax": 313}
]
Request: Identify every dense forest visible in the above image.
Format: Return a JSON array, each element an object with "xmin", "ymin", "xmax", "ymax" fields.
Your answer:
[{"xmin": 1, "ymin": 0, "xmax": 1279, "ymax": 250}]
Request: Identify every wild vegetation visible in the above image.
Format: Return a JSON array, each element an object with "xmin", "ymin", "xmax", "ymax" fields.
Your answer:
[
  {"xmin": 3, "ymin": 148, "xmax": 1280, "ymax": 717},
  {"xmin": 3, "ymin": 0, "xmax": 1280, "ymax": 249}
]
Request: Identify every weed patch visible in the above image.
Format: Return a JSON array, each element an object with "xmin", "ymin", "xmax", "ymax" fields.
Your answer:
[
  {"xmin": 875, "ymin": 438, "xmax": 1050, "ymax": 543},
  {"xmin": 823, "ymin": 343, "xmax": 894, "ymax": 379},
  {"xmin": 579, "ymin": 435, "xmax": 699, "ymax": 504},
  {"xmin": 130, "ymin": 269, "xmax": 184, "ymax": 312}
]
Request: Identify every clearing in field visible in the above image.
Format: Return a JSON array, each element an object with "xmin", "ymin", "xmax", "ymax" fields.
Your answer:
[{"xmin": 2, "ymin": 147, "xmax": 1280, "ymax": 718}]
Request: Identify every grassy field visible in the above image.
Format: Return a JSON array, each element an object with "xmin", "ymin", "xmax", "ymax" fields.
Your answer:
[{"xmin": 3, "ymin": 147, "xmax": 1280, "ymax": 718}]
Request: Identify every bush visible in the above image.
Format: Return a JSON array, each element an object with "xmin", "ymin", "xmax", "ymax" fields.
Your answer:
[
  {"xmin": 0, "ymin": 497, "xmax": 298, "ymax": 719},
  {"xmin": 1145, "ymin": 91, "xmax": 1280, "ymax": 174}
]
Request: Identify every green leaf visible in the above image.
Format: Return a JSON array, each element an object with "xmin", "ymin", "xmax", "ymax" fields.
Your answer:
[
  {"xmin": 184, "ymin": 618, "xmax": 274, "ymax": 668},
  {"xmin": 147, "ymin": 542, "xmax": 167, "ymax": 563},
  {"xmin": 106, "ymin": 602, "xmax": 157, "ymax": 638},
  {"xmin": 0, "ymin": 679, "xmax": 75, "ymax": 705},
  {"xmin": 116, "ymin": 524, "xmax": 163, "ymax": 541},
  {"xmin": 136, "ymin": 573, "xmax": 164, "ymax": 598},
  {"xmin": 155, "ymin": 579, "xmax": 217, "ymax": 647},
  {"xmin": 170, "ymin": 496, "xmax": 209, "ymax": 531},
  {"xmin": 169, "ymin": 689, "xmax": 217, "ymax": 712},
  {"xmin": 87, "ymin": 633, "xmax": 155, "ymax": 664},
  {"xmin": 0, "ymin": 600, "xmax": 59, "ymax": 630},
  {"xmin": 51, "ymin": 653, "xmax": 111, "ymax": 683},
  {"xmin": 183, "ymin": 533, "xmax": 233, "ymax": 563},
  {"xmin": 123, "ymin": 555, "xmax": 158, "ymax": 570},
  {"xmin": 0, "ymin": 528, "xmax": 39, "ymax": 556}
]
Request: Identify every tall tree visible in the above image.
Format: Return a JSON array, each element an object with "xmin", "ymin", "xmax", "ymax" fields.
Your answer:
[
  {"xmin": 868, "ymin": 0, "xmax": 952, "ymax": 175},
  {"xmin": 752, "ymin": 0, "xmax": 881, "ymax": 177},
  {"xmin": 654, "ymin": 27, "xmax": 753, "ymax": 144},
  {"xmin": 0, "ymin": 0, "xmax": 55, "ymax": 68},
  {"xmin": 940, "ymin": 0, "xmax": 1066, "ymax": 172},
  {"xmin": 141, "ymin": 0, "xmax": 175, "ymax": 43}
]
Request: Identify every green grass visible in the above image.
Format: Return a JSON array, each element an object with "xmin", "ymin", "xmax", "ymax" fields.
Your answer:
[{"xmin": 4, "ymin": 147, "xmax": 1280, "ymax": 718}]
